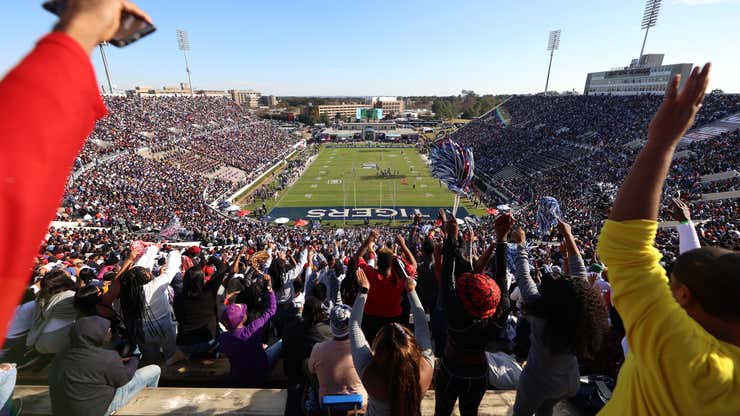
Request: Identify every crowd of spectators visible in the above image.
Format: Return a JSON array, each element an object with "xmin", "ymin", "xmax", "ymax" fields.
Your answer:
[
  {"xmin": 4, "ymin": 86, "xmax": 739, "ymax": 415},
  {"xmin": 450, "ymin": 93, "xmax": 740, "ymax": 257}
]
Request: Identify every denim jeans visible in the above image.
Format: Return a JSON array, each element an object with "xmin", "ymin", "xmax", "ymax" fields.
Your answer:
[
  {"xmin": 265, "ymin": 339, "xmax": 283, "ymax": 368},
  {"xmin": 105, "ymin": 365, "xmax": 161, "ymax": 416},
  {"xmin": 0, "ymin": 365, "xmax": 17, "ymax": 416},
  {"xmin": 178, "ymin": 338, "xmax": 218, "ymax": 356}
]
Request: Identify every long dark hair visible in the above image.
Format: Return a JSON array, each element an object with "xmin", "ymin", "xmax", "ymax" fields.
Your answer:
[
  {"xmin": 368, "ymin": 323, "xmax": 423, "ymax": 416},
  {"xmin": 183, "ymin": 267, "xmax": 205, "ymax": 298},
  {"xmin": 526, "ymin": 275, "xmax": 609, "ymax": 359},
  {"xmin": 119, "ymin": 266, "xmax": 162, "ymax": 343},
  {"xmin": 38, "ymin": 270, "xmax": 76, "ymax": 306},
  {"xmin": 302, "ymin": 296, "xmax": 326, "ymax": 327}
]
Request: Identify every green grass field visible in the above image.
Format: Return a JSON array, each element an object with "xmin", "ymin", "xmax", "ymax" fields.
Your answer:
[{"xmin": 253, "ymin": 145, "xmax": 482, "ymax": 223}]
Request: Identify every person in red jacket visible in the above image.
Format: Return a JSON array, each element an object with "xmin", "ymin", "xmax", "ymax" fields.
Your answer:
[{"xmin": 0, "ymin": 0, "xmax": 152, "ymax": 344}]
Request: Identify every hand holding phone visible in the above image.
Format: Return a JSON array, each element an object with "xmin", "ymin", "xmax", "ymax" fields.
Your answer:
[{"xmin": 43, "ymin": 0, "xmax": 155, "ymax": 51}]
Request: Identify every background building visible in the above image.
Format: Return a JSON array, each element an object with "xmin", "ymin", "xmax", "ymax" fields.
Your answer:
[
  {"xmin": 317, "ymin": 103, "xmax": 371, "ymax": 119},
  {"xmin": 371, "ymin": 96, "xmax": 404, "ymax": 115},
  {"xmin": 584, "ymin": 54, "xmax": 692, "ymax": 96},
  {"xmin": 230, "ymin": 89, "xmax": 261, "ymax": 108}
]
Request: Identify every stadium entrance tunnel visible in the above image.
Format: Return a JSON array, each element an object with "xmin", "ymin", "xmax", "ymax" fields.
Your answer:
[{"xmin": 268, "ymin": 206, "xmax": 469, "ymax": 220}]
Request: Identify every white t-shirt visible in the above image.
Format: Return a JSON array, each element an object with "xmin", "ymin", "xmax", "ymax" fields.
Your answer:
[{"xmin": 292, "ymin": 292, "xmax": 305, "ymax": 310}]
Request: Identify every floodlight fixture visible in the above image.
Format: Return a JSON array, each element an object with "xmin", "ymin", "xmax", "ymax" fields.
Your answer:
[
  {"xmin": 176, "ymin": 29, "xmax": 193, "ymax": 95},
  {"xmin": 639, "ymin": 0, "xmax": 661, "ymax": 62},
  {"xmin": 547, "ymin": 30, "xmax": 561, "ymax": 52},
  {"xmin": 544, "ymin": 30, "xmax": 561, "ymax": 95}
]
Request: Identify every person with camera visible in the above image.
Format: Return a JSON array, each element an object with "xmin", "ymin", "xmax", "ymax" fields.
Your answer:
[{"xmin": 0, "ymin": 0, "xmax": 153, "ymax": 345}]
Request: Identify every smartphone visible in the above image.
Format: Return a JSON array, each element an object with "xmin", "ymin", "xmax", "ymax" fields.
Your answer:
[{"xmin": 42, "ymin": 0, "xmax": 155, "ymax": 47}]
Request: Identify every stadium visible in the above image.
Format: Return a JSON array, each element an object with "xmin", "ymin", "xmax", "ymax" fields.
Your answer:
[{"xmin": 0, "ymin": 1, "xmax": 739, "ymax": 416}]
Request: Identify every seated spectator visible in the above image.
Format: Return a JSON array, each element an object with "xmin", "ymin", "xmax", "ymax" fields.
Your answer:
[
  {"xmin": 26, "ymin": 270, "xmax": 78, "ymax": 354},
  {"xmin": 598, "ymin": 64, "xmax": 740, "ymax": 415},
  {"xmin": 0, "ymin": 289, "xmax": 36, "ymax": 364},
  {"xmin": 173, "ymin": 256, "xmax": 228, "ymax": 358},
  {"xmin": 0, "ymin": 363, "xmax": 19, "ymax": 415},
  {"xmin": 48, "ymin": 316, "xmax": 161, "ymax": 416},
  {"xmin": 74, "ymin": 285, "xmax": 103, "ymax": 317},
  {"xmin": 218, "ymin": 273, "xmax": 279, "ymax": 386},
  {"xmin": 349, "ymin": 268, "xmax": 433, "ymax": 416},
  {"xmin": 308, "ymin": 304, "xmax": 367, "ymax": 409},
  {"xmin": 512, "ymin": 221, "xmax": 609, "ymax": 416}
]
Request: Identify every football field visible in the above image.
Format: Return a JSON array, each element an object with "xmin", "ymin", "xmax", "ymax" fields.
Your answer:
[{"xmin": 267, "ymin": 145, "xmax": 477, "ymax": 222}]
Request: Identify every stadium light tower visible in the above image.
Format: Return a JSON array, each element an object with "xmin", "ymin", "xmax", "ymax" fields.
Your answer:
[
  {"xmin": 98, "ymin": 42, "xmax": 114, "ymax": 94},
  {"xmin": 544, "ymin": 29, "xmax": 561, "ymax": 95},
  {"xmin": 176, "ymin": 29, "xmax": 193, "ymax": 95},
  {"xmin": 639, "ymin": 0, "xmax": 662, "ymax": 64}
]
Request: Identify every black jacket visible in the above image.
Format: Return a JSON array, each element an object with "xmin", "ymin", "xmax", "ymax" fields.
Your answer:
[{"xmin": 49, "ymin": 316, "xmax": 139, "ymax": 416}]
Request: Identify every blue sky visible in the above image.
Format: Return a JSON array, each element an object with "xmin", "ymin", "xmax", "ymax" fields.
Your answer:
[{"xmin": 1, "ymin": 0, "xmax": 738, "ymax": 95}]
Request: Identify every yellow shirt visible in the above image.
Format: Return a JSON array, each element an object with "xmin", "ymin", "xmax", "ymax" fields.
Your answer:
[{"xmin": 597, "ymin": 220, "xmax": 740, "ymax": 416}]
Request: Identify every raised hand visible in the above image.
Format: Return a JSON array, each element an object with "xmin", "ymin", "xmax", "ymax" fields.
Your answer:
[
  {"xmin": 556, "ymin": 218, "xmax": 572, "ymax": 237},
  {"xmin": 356, "ymin": 267, "xmax": 370, "ymax": 290},
  {"xmin": 669, "ymin": 197, "xmax": 691, "ymax": 222},
  {"xmin": 647, "ymin": 63, "xmax": 711, "ymax": 149},
  {"xmin": 57, "ymin": 0, "xmax": 153, "ymax": 54},
  {"xmin": 512, "ymin": 227, "xmax": 526, "ymax": 244},
  {"xmin": 494, "ymin": 213, "xmax": 515, "ymax": 242},
  {"xmin": 395, "ymin": 234, "xmax": 406, "ymax": 247},
  {"xmin": 405, "ymin": 276, "xmax": 417, "ymax": 293}
]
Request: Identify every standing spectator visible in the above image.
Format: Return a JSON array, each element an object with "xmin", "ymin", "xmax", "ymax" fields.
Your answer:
[
  {"xmin": 173, "ymin": 256, "xmax": 228, "ymax": 358},
  {"xmin": 435, "ymin": 211, "xmax": 511, "ymax": 416},
  {"xmin": 119, "ymin": 246, "xmax": 181, "ymax": 364},
  {"xmin": 349, "ymin": 268, "xmax": 433, "ymax": 416},
  {"xmin": 599, "ymin": 64, "xmax": 740, "ymax": 415},
  {"xmin": 308, "ymin": 304, "xmax": 367, "ymax": 409},
  {"xmin": 512, "ymin": 221, "xmax": 608, "ymax": 415},
  {"xmin": 354, "ymin": 230, "xmax": 417, "ymax": 343}
]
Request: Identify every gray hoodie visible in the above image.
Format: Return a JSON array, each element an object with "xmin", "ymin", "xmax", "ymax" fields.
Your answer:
[{"xmin": 49, "ymin": 316, "xmax": 139, "ymax": 416}]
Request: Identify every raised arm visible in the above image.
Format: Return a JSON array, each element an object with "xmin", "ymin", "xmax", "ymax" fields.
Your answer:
[
  {"xmin": 240, "ymin": 275, "xmax": 276, "ymax": 337},
  {"xmin": 230, "ymin": 246, "xmax": 247, "ymax": 275},
  {"xmin": 396, "ymin": 234, "xmax": 417, "ymax": 270},
  {"xmin": 406, "ymin": 279, "xmax": 433, "ymax": 368},
  {"xmin": 610, "ymin": 64, "xmax": 710, "ymax": 222},
  {"xmin": 557, "ymin": 219, "xmax": 587, "ymax": 278},
  {"xmin": 598, "ymin": 64, "xmax": 712, "ymax": 362},
  {"xmin": 349, "ymin": 268, "xmax": 373, "ymax": 377},
  {"xmin": 512, "ymin": 227, "xmax": 541, "ymax": 305},
  {"xmin": 354, "ymin": 230, "xmax": 378, "ymax": 261},
  {"xmin": 670, "ymin": 197, "xmax": 701, "ymax": 254},
  {"xmin": 135, "ymin": 245, "xmax": 159, "ymax": 270}
]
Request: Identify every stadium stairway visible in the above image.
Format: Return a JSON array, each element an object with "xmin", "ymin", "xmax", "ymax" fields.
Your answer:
[{"xmin": 12, "ymin": 385, "xmax": 584, "ymax": 415}]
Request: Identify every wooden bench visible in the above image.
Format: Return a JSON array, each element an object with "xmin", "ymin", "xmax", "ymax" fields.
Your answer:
[{"xmin": 13, "ymin": 385, "xmax": 583, "ymax": 415}]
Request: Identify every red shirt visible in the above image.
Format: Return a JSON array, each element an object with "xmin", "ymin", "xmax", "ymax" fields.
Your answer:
[
  {"xmin": 357, "ymin": 256, "xmax": 416, "ymax": 318},
  {"xmin": 0, "ymin": 32, "xmax": 107, "ymax": 342}
]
